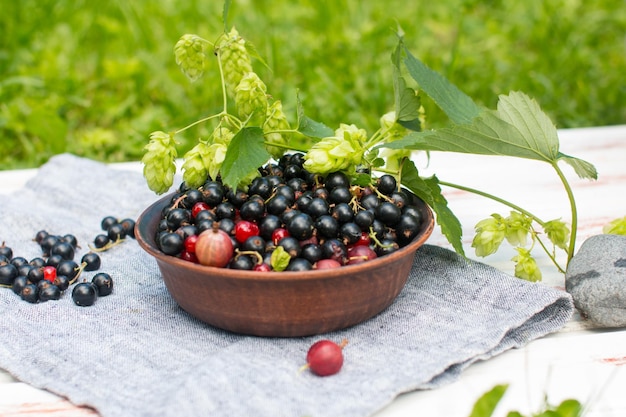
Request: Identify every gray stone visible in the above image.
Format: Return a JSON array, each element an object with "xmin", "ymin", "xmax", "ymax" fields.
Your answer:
[{"xmin": 565, "ymin": 234, "xmax": 626, "ymax": 328}]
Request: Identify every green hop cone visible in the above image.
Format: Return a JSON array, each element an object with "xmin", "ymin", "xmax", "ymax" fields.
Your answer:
[
  {"xmin": 512, "ymin": 247, "xmax": 542, "ymax": 282},
  {"xmin": 603, "ymin": 216, "xmax": 626, "ymax": 235},
  {"xmin": 263, "ymin": 100, "xmax": 290, "ymax": 159},
  {"xmin": 544, "ymin": 219, "xmax": 570, "ymax": 250},
  {"xmin": 504, "ymin": 211, "xmax": 532, "ymax": 247},
  {"xmin": 142, "ymin": 131, "xmax": 177, "ymax": 194},
  {"xmin": 204, "ymin": 143, "xmax": 228, "ymax": 182},
  {"xmin": 303, "ymin": 124, "xmax": 367, "ymax": 174},
  {"xmin": 174, "ymin": 34, "xmax": 206, "ymax": 82},
  {"xmin": 235, "ymin": 72, "xmax": 268, "ymax": 125},
  {"xmin": 212, "ymin": 125, "xmax": 235, "ymax": 146},
  {"xmin": 182, "ymin": 141, "xmax": 211, "ymax": 188},
  {"xmin": 471, "ymin": 214, "xmax": 506, "ymax": 257},
  {"xmin": 215, "ymin": 27, "xmax": 253, "ymax": 96}
]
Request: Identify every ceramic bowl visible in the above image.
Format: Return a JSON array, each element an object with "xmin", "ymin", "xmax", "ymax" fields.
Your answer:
[{"xmin": 136, "ymin": 193, "xmax": 434, "ymax": 337}]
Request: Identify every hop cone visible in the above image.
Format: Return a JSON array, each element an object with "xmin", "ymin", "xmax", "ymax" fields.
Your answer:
[
  {"xmin": 182, "ymin": 142, "xmax": 211, "ymax": 188},
  {"xmin": 174, "ymin": 34, "xmax": 206, "ymax": 82},
  {"xmin": 235, "ymin": 72, "xmax": 268, "ymax": 125},
  {"xmin": 512, "ymin": 247, "xmax": 542, "ymax": 282},
  {"xmin": 216, "ymin": 27, "xmax": 253, "ymax": 96},
  {"xmin": 471, "ymin": 214, "xmax": 506, "ymax": 257},
  {"xmin": 142, "ymin": 131, "xmax": 177, "ymax": 194},
  {"xmin": 263, "ymin": 100, "xmax": 290, "ymax": 159},
  {"xmin": 204, "ymin": 143, "xmax": 228, "ymax": 182},
  {"xmin": 544, "ymin": 219, "xmax": 570, "ymax": 250},
  {"xmin": 303, "ymin": 124, "xmax": 366, "ymax": 175},
  {"xmin": 212, "ymin": 125, "xmax": 235, "ymax": 146}
]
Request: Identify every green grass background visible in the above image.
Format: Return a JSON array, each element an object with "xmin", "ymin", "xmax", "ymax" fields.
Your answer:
[{"xmin": 1, "ymin": 0, "xmax": 624, "ymax": 169}]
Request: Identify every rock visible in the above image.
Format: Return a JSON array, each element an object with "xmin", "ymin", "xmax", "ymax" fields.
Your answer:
[{"xmin": 565, "ymin": 234, "xmax": 626, "ymax": 328}]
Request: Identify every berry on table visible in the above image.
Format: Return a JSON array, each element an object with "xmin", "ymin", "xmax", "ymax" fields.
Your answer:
[{"xmin": 303, "ymin": 339, "xmax": 348, "ymax": 376}]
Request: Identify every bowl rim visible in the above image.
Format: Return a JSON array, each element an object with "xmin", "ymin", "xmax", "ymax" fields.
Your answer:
[{"xmin": 136, "ymin": 192, "xmax": 435, "ymax": 283}]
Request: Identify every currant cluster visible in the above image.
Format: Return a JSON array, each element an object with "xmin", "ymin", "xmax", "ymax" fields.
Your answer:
[
  {"xmin": 155, "ymin": 153, "xmax": 427, "ymax": 272},
  {"xmin": 91, "ymin": 216, "xmax": 136, "ymax": 251},
  {"xmin": 0, "ymin": 218, "xmax": 118, "ymax": 305}
]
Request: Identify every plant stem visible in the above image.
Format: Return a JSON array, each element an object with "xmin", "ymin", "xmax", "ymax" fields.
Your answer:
[
  {"xmin": 552, "ymin": 161, "xmax": 578, "ymax": 265},
  {"xmin": 438, "ymin": 180, "xmax": 546, "ymax": 227}
]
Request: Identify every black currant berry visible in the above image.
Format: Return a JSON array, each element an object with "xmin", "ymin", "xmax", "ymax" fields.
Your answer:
[
  {"xmin": 166, "ymin": 208, "xmax": 191, "ymax": 230},
  {"xmin": 0, "ymin": 243, "xmax": 13, "ymax": 260},
  {"xmin": 331, "ymin": 203, "xmax": 354, "ymax": 223},
  {"xmin": 0, "ymin": 263, "xmax": 18, "ymax": 285},
  {"xmin": 62, "ymin": 234, "xmax": 78, "ymax": 248},
  {"xmin": 306, "ymin": 197, "xmax": 330, "ymax": 218},
  {"xmin": 53, "ymin": 275, "xmax": 70, "ymax": 291},
  {"xmin": 376, "ymin": 175, "xmax": 397, "ymax": 195},
  {"xmin": 12, "ymin": 275, "xmax": 28, "ymax": 295},
  {"xmin": 51, "ymin": 241, "xmax": 75, "ymax": 261},
  {"xmin": 259, "ymin": 215, "xmax": 282, "ymax": 241},
  {"xmin": 375, "ymin": 239, "xmax": 400, "ymax": 256},
  {"xmin": 107, "ymin": 223, "xmax": 126, "ymax": 241},
  {"xmin": 321, "ymin": 239, "xmax": 347, "ymax": 264},
  {"xmin": 21, "ymin": 284, "xmax": 39, "ymax": 303},
  {"xmin": 120, "ymin": 218, "xmax": 136, "ymax": 239},
  {"xmin": 39, "ymin": 284, "xmax": 61, "ymax": 302},
  {"xmin": 354, "ymin": 209, "xmax": 375, "ymax": 231},
  {"xmin": 339, "ymin": 222, "xmax": 362, "ymax": 245},
  {"xmin": 72, "ymin": 282, "xmax": 98, "ymax": 306},
  {"xmin": 215, "ymin": 202, "xmax": 236, "ymax": 220},
  {"xmin": 286, "ymin": 258, "xmax": 312, "ymax": 271},
  {"xmin": 57, "ymin": 260, "xmax": 80, "ymax": 281},
  {"xmin": 239, "ymin": 199, "xmax": 265, "ymax": 221},
  {"xmin": 101, "ymin": 216, "xmax": 118, "ymax": 231},
  {"xmin": 81, "ymin": 252, "xmax": 101, "ymax": 271},
  {"xmin": 329, "ymin": 187, "xmax": 352, "ymax": 205},
  {"xmin": 92, "ymin": 272, "xmax": 113, "ymax": 296},
  {"xmin": 27, "ymin": 267, "xmax": 44, "ymax": 284},
  {"xmin": 325, "ymin": 171, "xmax": 350, "ymax": 190},
  {"xmin": 242, "ymin": 235, "xmax": 266, "ymax": 253},
  {"xmin": 314, "ymin": 215, "xmax": 339, "ymax": 239},
  {"xmin": 360, "ymin": 194, "xmax": 380, "ymax": 211},
  {"xmin": 93, "ymin": 234, "xmax": 110, "ymax": 249},
  {"xmin": 287, "ymin": 213, "xmax": 314, "ymax": 240},
  {"xmin": 277, "ymin": 237, "xmax": 302, "ymax": 258},
  {"xmin": 158, "ymin": 232, "xmax": 184, "ymax": 256},
  {"xmin": 202, "ymin": 181, "xmax": 225, "ymax": 207},
  {"xmin": 301, "ymin": 243, "xmax": 323, "ymax": 264},
  {"xmin": 29, "ymin": 257, "xmax": 46, "ymax": 268},
  {"xmin": 229, "ymin": 255, "xmax": 255, "ymax": 270},
  {"xmin": 395, "ymin": 215, "xmax": 422, "ymax": 245},
  {"xmin": 266, "ymin": 194, "xmax": 291, "ymax": 216},
  {"xmin": 375, "ymin": 201, "xmax": 402, "ymax": 226}
]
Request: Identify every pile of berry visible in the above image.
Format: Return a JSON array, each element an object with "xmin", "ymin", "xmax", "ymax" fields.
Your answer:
[
  {"xmin": 155, "ymin": 153, "xmax": 427, "ymax": 271},
  {"xmin": 0, "ymin": 215, "xmax": 133, "ymax": 305}
]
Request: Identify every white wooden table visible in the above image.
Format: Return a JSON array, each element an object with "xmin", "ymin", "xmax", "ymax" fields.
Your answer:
[{"xmin": 1, "ymin": 125, "xmax": 625, "ymax": 416}]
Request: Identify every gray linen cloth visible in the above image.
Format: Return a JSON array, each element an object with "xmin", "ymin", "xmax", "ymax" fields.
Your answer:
[{"xmin": 0, "ymin": 154, "xmax": 573, "ymax": 417}]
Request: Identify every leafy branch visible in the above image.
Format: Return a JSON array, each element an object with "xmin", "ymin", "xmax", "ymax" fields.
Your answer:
[{"xmin": 381, "ymin": 34, "xmax": 597, "ymax": 278}]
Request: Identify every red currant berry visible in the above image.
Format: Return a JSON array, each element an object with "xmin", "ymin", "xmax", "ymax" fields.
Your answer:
[
  {"xmin": 180, "ymin": 250, "xmax": 199, "ymax": 263},
  {"xmin": 354, "ymin": 232, "xmax": 371, "ymax": 247},
  {"xmin": 234, "ymin": 220, "xmax": 260, "ymax": 244},
  {"xmin": 191, "ymin": 202, "xmax": 211, "ymax": 219},
  {"xmin": 184, "ymin": 235, "xmax": 199, "ymax": 254},
  {"xmin": 253, "ymin": 263, "xmax": 271, "ymax": 272},
  {"xmin": 271, "ymin": 228, "xmax": 290, "ymax": 245},
  {"xmin": 42, "ymin": 265, "xmax": 57, "ymax": 282}
]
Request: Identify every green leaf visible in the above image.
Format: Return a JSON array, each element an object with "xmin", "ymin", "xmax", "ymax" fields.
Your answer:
[
  {"xmin": 295, "ymin": 91, "xmax": 334, "ymax": 138},
  {"xmin": 495, "ymin": 91, "xmax": 559, "ymax": 160},
  {"xmin": 221, "ymin": 126, "xmax": 270, "ymax": 189},
  {"xmin": 557, "ymin": 153, "xmax": 598, "ymax": 180},
  {"xmin": 270, "ymin": 246, "xmax": 291, "ymax": 271},
  {"xmin": 400, "ymin": 160, "xmax": 465, "ymax": 256},
  {"xmin": 468, "ymin": 384, "xmax": 509, "ymax": 417},
  {"xmin": 506, "ymin": 412, "xmax": 525, "ymax": 417},
  {"xmin": 403, "ymin": 44, "xmax": 481, "ymax": 124},
  {"xmin": 391, "ymin": 38, "xmax": 422, "ymax": 130},
  {"xmin": 222, "ymin": 0, "xmax": 231, "ymax": 32},
  {"xmin": 382, "ymin": 109, "xmax": 556, "ymax": 162}
]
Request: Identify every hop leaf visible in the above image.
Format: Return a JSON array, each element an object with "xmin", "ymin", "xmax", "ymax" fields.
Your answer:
[
  {"xmin": 471, "ymin": 214, "xmax": 506, "ymax": 257},
  {"xmin": 544, "ymin": 219, "xmax": 570, "ymax": 250},
  {"xmin": 216, "ymin": 27, "xmax": 253, "ymax": 96},
  {"xmin": 235, "ymin": 71, "xmax": 268, "ymax": 125},
  {"xmin": 512, "ymin": 247, "xmax": 542, "ymax": 282},
  {"xmin": 142, "ymin": 131, "xmax": 177, "ymax": 194},
  {"xmin": 504, "ymin": 211, "xmax": 532, "ymax": 247},
  {"xmin": 263, "ymin": 100, "xmax": 291, "ymax": 159},
  {"xmin": 174, "ymin": 34, "xmax": 206, "ymax": 82},
  {"xmin": 303, "ymin": 124, "xmax": 367, "ymax": 174}
]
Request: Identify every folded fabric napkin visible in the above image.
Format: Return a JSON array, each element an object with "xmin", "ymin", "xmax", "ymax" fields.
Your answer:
[{"xmin": 0, "ymin": 154, "xmax": 573, "ymax": 417}]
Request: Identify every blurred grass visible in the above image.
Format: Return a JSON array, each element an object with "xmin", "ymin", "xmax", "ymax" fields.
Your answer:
[{"xmin": 0, "ymin": 0, "xmax": 624, "ymax": 169}]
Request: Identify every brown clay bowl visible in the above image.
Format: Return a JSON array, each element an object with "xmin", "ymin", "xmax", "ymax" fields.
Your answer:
[{"xmin": 136, "ymin": 193, "xmax": 434, "ymax": 337}]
